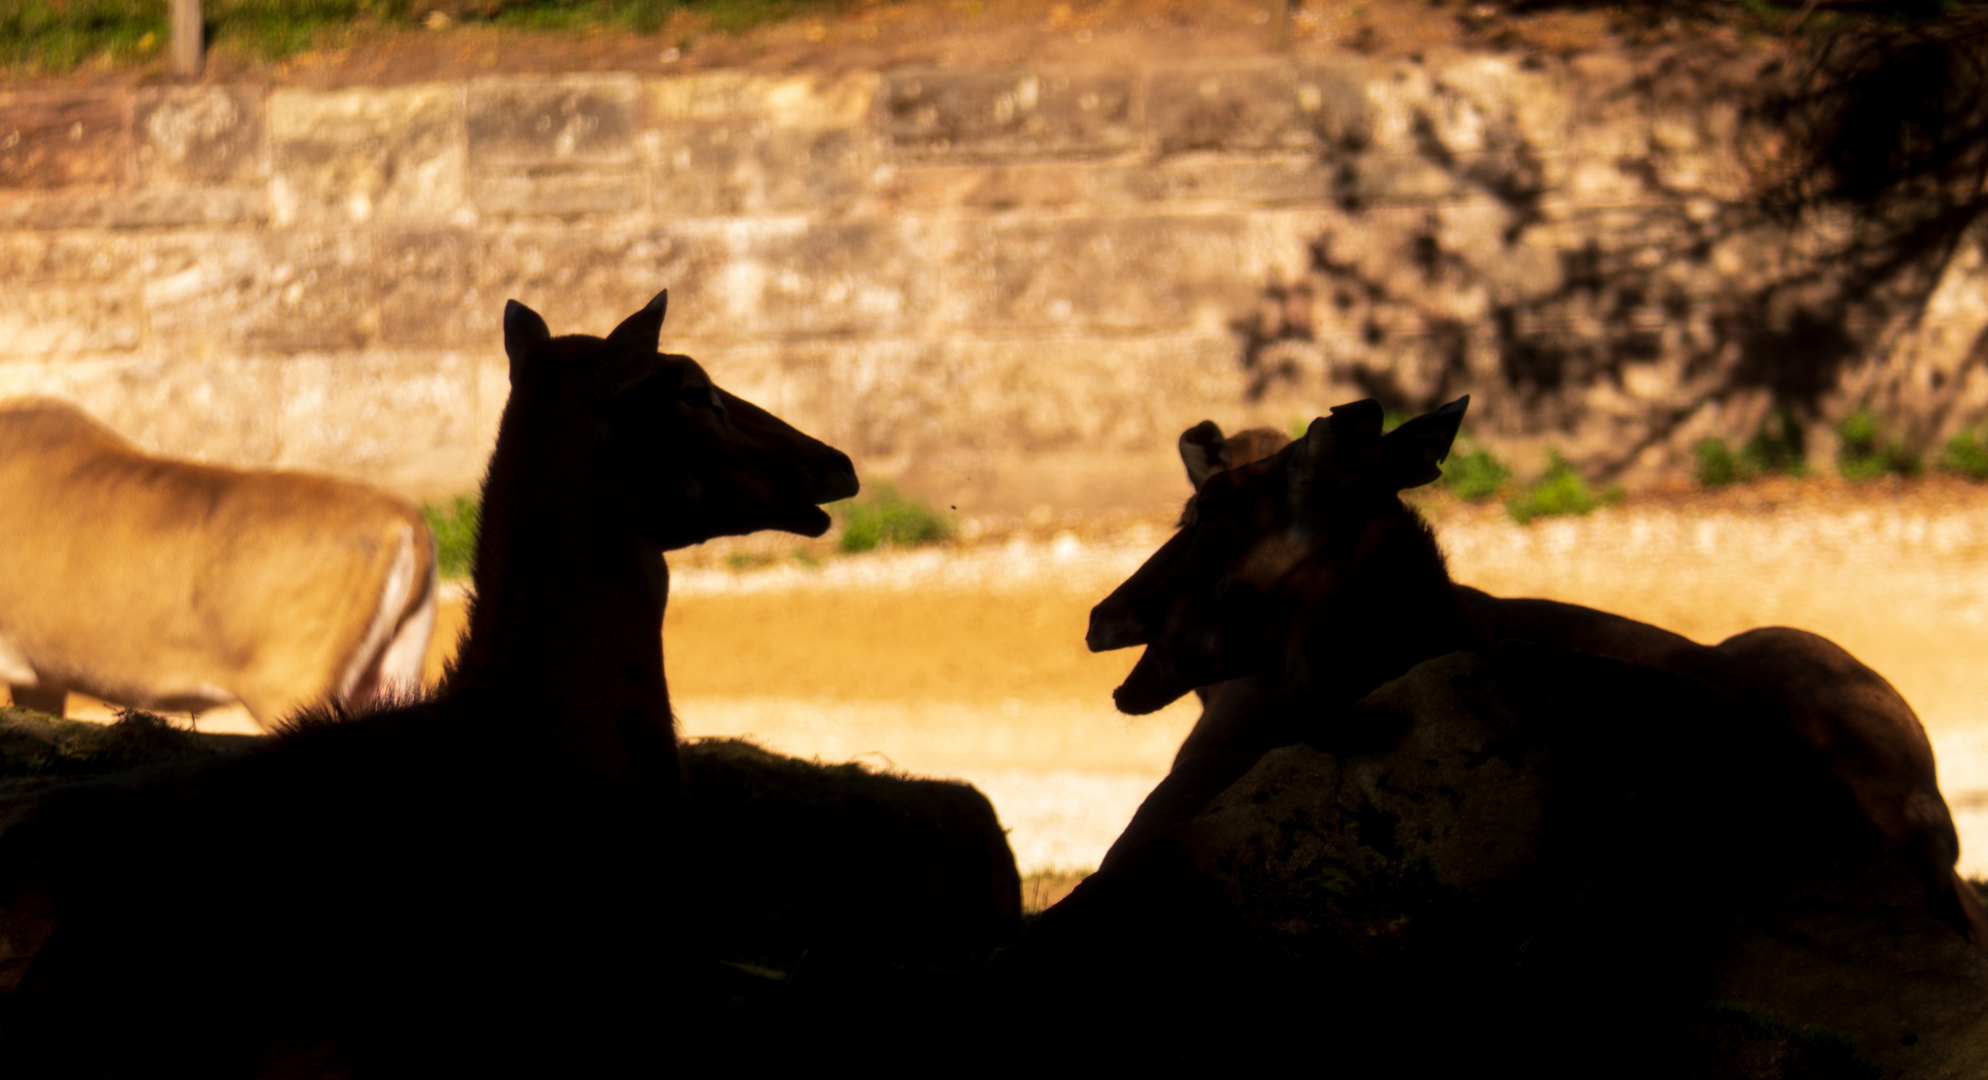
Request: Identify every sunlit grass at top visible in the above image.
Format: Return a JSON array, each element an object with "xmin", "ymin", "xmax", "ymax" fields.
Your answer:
[{"xmin": 0, "ymin": 0, "xmax": 850, "ymax": 73}]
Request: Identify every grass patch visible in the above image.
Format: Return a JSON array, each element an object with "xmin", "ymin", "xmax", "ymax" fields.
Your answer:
[
  {"xmin": 0, "ymin": 707, "xmax": 238, "ymax": 796},
  {"xmin": 1694, "ymin": 408, "xmax": 1809, "ymax": 488},
  {"xmin": 832, "ymin": 482, "xmax": 952, "ymax": 554},
  {"xmin": 1505, "ymin": 452, "xmax": 1622, "ymax": 524},
  {"xmin": 1441, "ymin": 442, "xmax": 1511, "ymax": 501},
  {"xmin": 1942, "ymin": 429, "xmax": 1988, "ymax": 480},
  {"xmin": 725, "ymin": 551, "xmax": 775, "ymax": 571},
  {"xmin": 420, "ymin": 494, "xmax": 480, "ymax": 580},
  {"xmin": 0, "ymin": 0, "xmax": 847, "ymax": 72},
  {"xmin": 1837, "ymin": 408, "xmax": 1921, "ymax": 482}
]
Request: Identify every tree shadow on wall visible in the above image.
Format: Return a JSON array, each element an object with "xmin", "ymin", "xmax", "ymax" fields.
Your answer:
[{"xmin": 1237, "ymin": 7, "xmax": 1988, "ymax": 477}]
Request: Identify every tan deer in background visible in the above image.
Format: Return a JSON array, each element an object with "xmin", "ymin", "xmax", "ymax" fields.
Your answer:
[{"xmin": 0, "ymin": 399, "xmax": 438, "ymax": 729}]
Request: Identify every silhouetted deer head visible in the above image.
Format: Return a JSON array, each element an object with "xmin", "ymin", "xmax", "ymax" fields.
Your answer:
[
  {"xmin": 1088, "ymin": 396, "xmax": 1470, "ymax": 715},
  {"xmin": 499, "ymin": 291, "xmax": 858, "ymax": 552}
]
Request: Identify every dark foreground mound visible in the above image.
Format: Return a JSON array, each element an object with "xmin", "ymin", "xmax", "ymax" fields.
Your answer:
[
  {"xmin": 1003, "ymin": 644, "xmax": 1988, "ymax": 1075},
  {"xmin": 681, "ymin": 737, "xmax": 1021, "ymax": 967},
  {"xmin": 0, "ymin": 714, "xmax": 1021, "ymax": 1032}
]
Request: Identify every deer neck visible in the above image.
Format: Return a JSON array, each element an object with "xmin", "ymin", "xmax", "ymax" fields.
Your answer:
[
  {"xmin": 1288, "ymin": 507, "xmax": 1473, "ymax": 710},
  {"xmin": 448, "ymin": 402, "xmax": 671, "ymax": 734}
]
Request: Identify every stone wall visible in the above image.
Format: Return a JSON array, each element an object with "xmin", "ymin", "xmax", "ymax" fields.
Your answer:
[{"xmin": 4, "ymin": 52, "xmax": 1971, "ymax": 512}]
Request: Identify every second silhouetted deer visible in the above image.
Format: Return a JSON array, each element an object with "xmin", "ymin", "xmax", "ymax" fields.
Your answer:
[{"xmin": 1090, "ymin": 398, "xmax": 1988, "ymax": 949}]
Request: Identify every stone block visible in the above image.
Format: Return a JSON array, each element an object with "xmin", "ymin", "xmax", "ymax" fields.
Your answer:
[
  {"xmin": 646, "ymin": 124, "xmax": 877, "ymax": 216},
  {"xmin": 0, "ymin": 91, "xmax": 128, "ymax": 190},
  {"xmin": 879, "ymin": 68, "xmax": 1137, "ymax": 161},
  {"xmin": 0, "ymin": 233, "xmax": 137, "ymax": 283},
  {"xmin": 0, "ymin": 188, "xmax": 267, "ymax": 229},
  {"xmin": 467, "ymin": 76, "xmax": 639, "ymax": 168},
  {"xmin": 1145, "ymin": 61, "xmax": 1322, "ymax": 155},
  {"xmin": 937, "ymin": 213, "xmax": 1281, "ymax": 332},
  {"xmin": 706, "ymin": 219, "xmax": 938, "ymax": 337},
  {"xmin": 452, "ymin": 227, "xmax": 731, "ymax": 344},
  {"xmin": 647, "ymin": 71, "xmax": 877, "ymax": 128},
  {"xmin": 377, "ymin": 230, "xmax": 466, "ymax": 347},
  {"xmin": 268, "ymin": 86, "xmax": 463, "ymax": 227},
  {"xmin": 0, "ymin": 353, "xmax": 290, "ymax": 468},
  {"xmin": 134, "ymin": 86, "xmax": 264, "ymax": 187},
  {"xmin": 468, "ymin": 170, "xmax": 643, "ymax": 219},
  {"xmin": 0, "ymin": 286, "xmax": 140, "ymax": 356},
  {"xmin": 882, "ymin": 154, "xmax": 1327, "ymax": 211},
  {"xmin": 142, "ymin": 232, "xmax": 376, "ymax": 353},
  {"xmin": 270, "ymin": 350, "xmax": 481, "ymax": 492}
]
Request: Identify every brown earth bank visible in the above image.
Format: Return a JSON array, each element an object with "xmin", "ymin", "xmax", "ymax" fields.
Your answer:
[{"xmin": 1, "ymin": 0, "xmax": 1679, "ymax": 92}]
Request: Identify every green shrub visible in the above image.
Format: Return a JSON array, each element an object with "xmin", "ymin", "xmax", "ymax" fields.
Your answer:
[
  {"xmin": 1505, "ymin": 452, "xmax": 1620, "ymax": 524},
  {"xmin": 1694, "ymin": 436, "xmax": 1742, "ymax": 487},
  {"xmin": 1942, "ymin": 430, "xmax": 1988, "ymax": 480},
  {"xmin": 420, "ymin": 494, "xmax": 481, "ymax": 580},
  {"xmin": 1442, "ymin": 445, "xmax": 1512, "ymax": 502},
  {"xmin": 833, "ymin": 483, "xmax": 952, "ymax": 554},
  {"xmin": 1695, "ymin": 408, "xmax": 1809, "ymax": 488},
  {"xmin": 1836, "ymin": 408, "xmax": 1920, "ymax": 482},
  {"xmin": 1740, "ymin": 406, "xmax": 1808, "ymax": 477}
]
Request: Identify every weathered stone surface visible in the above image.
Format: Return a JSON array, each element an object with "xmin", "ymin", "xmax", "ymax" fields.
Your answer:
[
  {"xmin": 142, "ymin": 232, "xmax": 375, "ymax": 353},
  {"xmin": 448, "ymin": 227, "xmax": 730, "ymax": 344},
  {"xmin": 134, "ymin": 86, "xmax": 264, "ymax": 187},
  {"xmin": 0, "ymin": 91, "xmax": 127, "ymax": 191},
  {"xmin": 879, "ymin": 68, "xmax": 1137, "ymax": 160},
  {"xmin": 269, "ymin": 350, "xmax": 480, "ymax": 492},
  {"xmin": 0, "ymin": 354, "xmax": 289, "ymax": 466},
  {"xmin": 466, "ymin": 75, "xmax": 639, "ymax": 168},
  {"xmin": 467, "ymin": 170, "xmax": 642, "ymax": 220},
  {"xmin": 884, "ymin": 154, "xmax": 1327, "ymax": 210},
  {"xmin": 1144, "ymin": 60, "xmax": 1324, "ymax": 154},
  {"xmin": 646, "ymin": 124, "xmax": 877, "ymax": 216},
  {"xmin": 0, "ymin": 189, "xmax": 268, "ymax": 230},
  {"xmin": 0, "ymin": 233, "xmax": 136, "ymax": 283},
  {"xmin": 376, "ymin": 230, "xmax": 466, "ymax": 347},
  {"xmin": 0, "ymin": 287, "xmax": 140, "ymax": 357},
  {"xmin": 268, "ymin": 86, "xmax": 463, "ymax": 227},
  {"xmin": 696, "ymin": 219, "xmax": 938, "ymax": 337},
  {"xmin": 938, "ymin": 213, "xmax": 1291, "ymax": 331},
  {"xmin": 647, "ymin": 71, "xmax": 876, "ymax": 128}
]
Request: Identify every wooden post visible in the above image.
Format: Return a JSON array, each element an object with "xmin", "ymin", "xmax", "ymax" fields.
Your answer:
[
  {"xmin": 172, "ymin": 0, "xmax": 203, "ymax": 77},
  {"xmin": 1269, "ymin": 0, "xmax": 1291, "ymax": 52}
]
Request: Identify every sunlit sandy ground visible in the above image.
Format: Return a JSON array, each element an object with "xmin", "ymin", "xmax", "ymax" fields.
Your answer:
[{"xmin": 35, "ymin": 484, "xmax": 1988, "ymax": 877}]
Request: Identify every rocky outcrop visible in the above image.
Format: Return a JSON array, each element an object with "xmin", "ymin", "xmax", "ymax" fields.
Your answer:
[{"xmin": 1015, "ymin": 645, "xmax": 1988, "ymax": 1074}]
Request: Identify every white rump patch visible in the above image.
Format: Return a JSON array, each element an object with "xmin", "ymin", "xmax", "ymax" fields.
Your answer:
[
  {"xmin": 336, "ymin": 526, "xmax": 418, "ymax": 706},
  {"xmin": 0, "ymin": 629, "xmax": 38, "ymax": 687}
]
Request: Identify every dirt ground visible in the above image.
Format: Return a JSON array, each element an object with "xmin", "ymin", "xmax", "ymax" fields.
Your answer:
[{"xmin": 27, "ymin": 475, "xmax": 1988, "ymax": 873}]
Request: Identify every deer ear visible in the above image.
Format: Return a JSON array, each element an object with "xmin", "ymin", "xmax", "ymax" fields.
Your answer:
[
  {"xmin": 1381, "ymin": 394, "xmax": 1469, "ymax": 490},
  {"xmin": 1179, "ymin": 421, "xmax": 1231, "ymax": 491},
  {"xmin": 503, "ymin": 300, "xmax": 552, "ymax": 385},
  {"xmin": 596, "ymin": 290, "xmax": 670, "ymax": 395},
  {"xmin": 1291, "ymin": 399, "xmax": 1387, "ymax": 505}
]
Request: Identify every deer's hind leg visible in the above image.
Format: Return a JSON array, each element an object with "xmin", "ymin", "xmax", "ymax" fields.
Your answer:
[{"xmin": 6, "ymin": 684, "xmax": 65, "ymax": 717}]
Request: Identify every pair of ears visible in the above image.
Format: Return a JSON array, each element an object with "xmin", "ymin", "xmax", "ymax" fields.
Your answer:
[
  {"xmin": 1181, "ymin": 396, "xmax": 1469, "ymax": 495},
  {"xmin": 501, "ymin": 289, "xmax": 671, "ymax": 396}
]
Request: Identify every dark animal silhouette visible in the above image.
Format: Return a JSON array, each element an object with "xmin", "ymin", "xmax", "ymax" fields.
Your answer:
[
  {"xmin": 1089, "ymin": 398, "xmax": 1988, "ymax": 948},
  {"xmin": 0, "ymin": 291, "xmax": 859, "ymax": 1076},
  {"xmin": 0, "ymin": 399, "xmax": 438, "ymax": 728}
]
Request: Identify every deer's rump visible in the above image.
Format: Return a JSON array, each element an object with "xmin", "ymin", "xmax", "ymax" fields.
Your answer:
[{"xmin": 0, "ymin": 399, "xmax": 437, "ymax": 727}]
